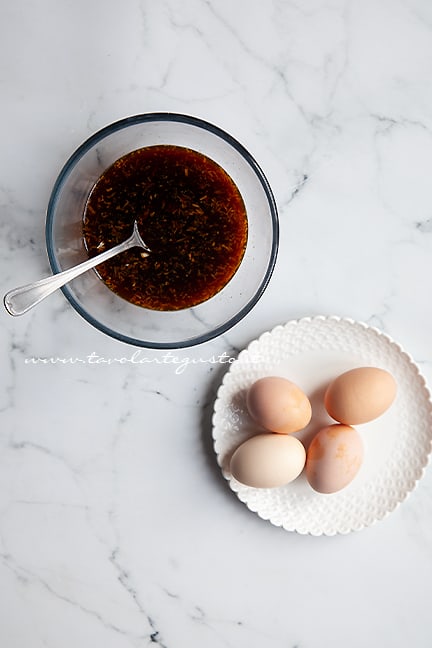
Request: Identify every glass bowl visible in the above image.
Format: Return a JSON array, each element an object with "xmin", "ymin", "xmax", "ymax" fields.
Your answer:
[{"xmin": 46, "ymin": 113, "xmax": 279, "ymax": 348}]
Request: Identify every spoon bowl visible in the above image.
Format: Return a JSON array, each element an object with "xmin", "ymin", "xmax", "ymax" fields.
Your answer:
[{"xmin": 4, "ymin": 221, "xmax": 150, "ymax": 316}]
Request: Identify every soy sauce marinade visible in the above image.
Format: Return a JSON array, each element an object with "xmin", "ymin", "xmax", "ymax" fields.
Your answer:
[{"xmin": 83, "ymin": 145, "xmax": 248, "ymax": 310}]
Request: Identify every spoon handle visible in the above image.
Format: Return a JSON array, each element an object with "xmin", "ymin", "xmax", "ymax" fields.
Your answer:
[{"xmin": 4, "ymin": 234, "xmax": 145, "ymax": 316}]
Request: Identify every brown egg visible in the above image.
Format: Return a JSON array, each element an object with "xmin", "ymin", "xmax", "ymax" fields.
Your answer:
[
  {"xmin": 306, "ymin": 424, "xmax": 364, "ymax": 494},
  {"xmin": 324, "ymin": 366, "xmax": 397, "ymax": 425},
  {"xmin": 230, "ymin": 433, "xmax": 306, "ymax": 488},
  {"xmin": 246, "ymin": 376, "xmax": 312, "ymax": 434}
]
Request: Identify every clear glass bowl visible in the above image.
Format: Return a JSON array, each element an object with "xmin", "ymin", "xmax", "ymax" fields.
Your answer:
[{"xmin": 46, "ymin": 113, "xmax": 279, "ymax": 348}]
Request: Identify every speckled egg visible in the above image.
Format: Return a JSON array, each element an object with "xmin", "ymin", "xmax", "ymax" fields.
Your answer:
[
  {"xmin": 306, "ymin": 424, "xmax": 364, "ymax": 494},
  {"xmin": 246, "ymin": 376, "xmax": 312, "ymax": 434}
]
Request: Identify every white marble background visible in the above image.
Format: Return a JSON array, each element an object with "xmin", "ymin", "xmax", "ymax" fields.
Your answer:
[{"xmin": 1, "ymin": 1, "xmax": 432, "ymax": 646}]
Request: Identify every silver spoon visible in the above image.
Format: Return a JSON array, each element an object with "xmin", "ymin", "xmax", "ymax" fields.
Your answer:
[{"xmin": 3, "ymin": 221, "xmax": 151, "ymax": 316}]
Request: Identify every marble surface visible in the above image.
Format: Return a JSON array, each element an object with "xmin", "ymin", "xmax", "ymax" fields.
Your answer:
[{"xmin": 1, "ymin": 1, "xmax": 432, "ymax": 646}]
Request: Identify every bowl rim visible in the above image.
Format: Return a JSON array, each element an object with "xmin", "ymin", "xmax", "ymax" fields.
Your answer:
[{"xmin": 45, "ymin": 112, "xmax": 279, "ymax": 349}]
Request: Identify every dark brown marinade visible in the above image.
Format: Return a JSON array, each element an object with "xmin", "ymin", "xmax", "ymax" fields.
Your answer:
[{"xmin": 82, "ymin": 145, "xmax": 248, "ymax": 311}]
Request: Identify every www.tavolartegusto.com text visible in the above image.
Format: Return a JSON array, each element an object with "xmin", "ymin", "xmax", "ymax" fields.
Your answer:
[{"xmin": 24, "ymin": 351, "xmax": 262, "ymax": 374}]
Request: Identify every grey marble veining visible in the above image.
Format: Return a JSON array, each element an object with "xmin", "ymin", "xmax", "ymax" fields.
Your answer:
[{"xmin": 1, "ymin": 1, "xmax": 432, "ymax": 647}]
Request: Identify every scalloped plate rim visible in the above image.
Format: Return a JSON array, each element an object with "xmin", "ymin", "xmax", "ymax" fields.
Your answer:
[{"xmin": 211, "ymin": 315, "xmax": 432, "ymax": 536}]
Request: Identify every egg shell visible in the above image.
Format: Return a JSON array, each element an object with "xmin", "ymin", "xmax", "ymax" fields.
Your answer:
[
  {"xmin": 230, "ymin": 433, "xmax": 306, "ymax": 488},
  {"xmin": 246, "ymin": 376, "xmax": 312, "ymax": 434},
  {"xmin": 324, "ymin": 366, "xmax": 397, "ymax": 425},
  {"xmin": 306, "ymin": 424, "xmax": 364, "ymax": 494}
]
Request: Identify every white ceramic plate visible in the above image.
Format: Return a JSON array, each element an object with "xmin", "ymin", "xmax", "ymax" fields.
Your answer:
[{"xmin": 212, "ymin": 316, "xmax": 432, "ymax": 535}]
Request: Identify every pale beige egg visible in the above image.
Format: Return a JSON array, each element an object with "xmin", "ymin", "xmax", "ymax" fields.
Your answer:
[
  {"xmin": 246, "ymin": 376, "xmax": 312, "ymax": 434},
  {"xmin": 306, "ymin": 424, "xmax": 364, "ymax": 494},
  {"xmin": 230, "ymin": 433, "xmax": 306, "ymax": 488},
  {"xmin": 324, "ymin": 366, "xmax": 397, "ymax": 425}
]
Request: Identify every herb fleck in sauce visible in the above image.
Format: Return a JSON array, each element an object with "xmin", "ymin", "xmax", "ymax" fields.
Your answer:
[{"xmin": 83, "ymin": 145, "xmax": 248, "ymax": 310}]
